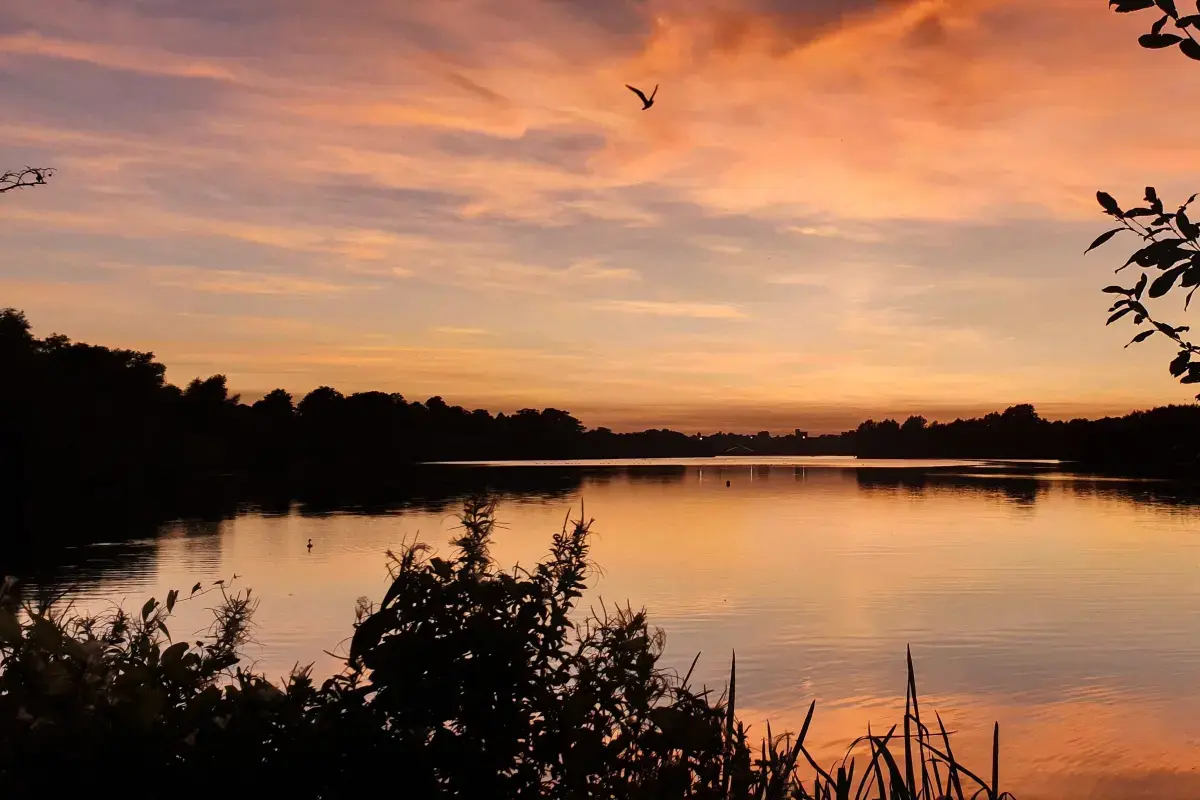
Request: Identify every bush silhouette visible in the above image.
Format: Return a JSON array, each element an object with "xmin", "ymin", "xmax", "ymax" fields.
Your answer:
[{"xmin": 0, "ymin": 500, "xmax": 1010, "ymax": 799}]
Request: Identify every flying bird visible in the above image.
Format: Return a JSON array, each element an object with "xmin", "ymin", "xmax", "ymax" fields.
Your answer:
[{"xmin": 625, "ymin": 83, "xmax": 657, "ymax": 110}]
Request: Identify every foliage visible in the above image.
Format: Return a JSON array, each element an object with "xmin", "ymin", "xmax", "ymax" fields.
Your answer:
[
  {"xmin": 0, "ymin": 500, "xmax": 1011, "ymax": 799},
  {"xmin": 0, "ymin": 575, "xmax": 320, "ymax": 794},
  {"xmin": 1091, "ymin": 3, "xmax": 1200, "ymax": 392},
  {"xmin": 1088, "ymin": 188, "xmax": 1200, "ymax": 394},
  {"xmin": 1110, "ymin": 0, "xmax": 1200, "ymax": 61}
]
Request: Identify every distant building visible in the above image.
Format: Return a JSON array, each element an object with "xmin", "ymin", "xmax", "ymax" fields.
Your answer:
[{"xmin": 795, "ymin": 429, "xmax": 808, "ymax": 439}]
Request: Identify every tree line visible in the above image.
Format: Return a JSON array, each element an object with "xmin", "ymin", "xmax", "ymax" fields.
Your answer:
[
  {"xmin": 0, "ymin": 306, "xmax": 844, "ymax": 508},
  {"xmin": 854, "ymin": 402, "xmax": 1200, "ymax": 467},
  {"xmin": 3, "ymin": 305, "xmax": 1198, "ymax": 521}
]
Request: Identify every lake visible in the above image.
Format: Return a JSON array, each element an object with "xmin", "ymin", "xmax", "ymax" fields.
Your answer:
[{"xmin": 22, "ymin": 457, "xmax": 1200, "ymax": 799}]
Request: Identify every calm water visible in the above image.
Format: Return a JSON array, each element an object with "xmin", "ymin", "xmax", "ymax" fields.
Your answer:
[{"xmin": 26, "ymin": 458, "xmax": 1200, "ymax": 799}]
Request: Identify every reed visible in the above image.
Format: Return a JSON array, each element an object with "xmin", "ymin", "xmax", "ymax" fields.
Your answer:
[{"xmin": 734, "ymin": 647, "xmax": 1014, "ymax": 800}]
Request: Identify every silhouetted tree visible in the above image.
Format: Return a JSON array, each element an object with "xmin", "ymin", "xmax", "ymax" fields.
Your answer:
[
  {"xmin": 252, "ymin": 387, "xmax": 295, "ymax": 418},
  {"xmin": 297, "ymin": 385, "xmax": 344, "ymax": 418}
]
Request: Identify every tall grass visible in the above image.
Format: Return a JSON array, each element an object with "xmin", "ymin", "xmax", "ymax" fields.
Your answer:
[{"xmin": 745, "ymin": 647, "xmax": 1014, "ymax": 800}]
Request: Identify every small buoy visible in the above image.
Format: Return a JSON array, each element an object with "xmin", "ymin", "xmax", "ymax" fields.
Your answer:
[
  {"xmin": 307, "ymin": 538, "xmax": 313, "ymax": 551},
  {"xmin": 726, "ymin": 480, "xmax": 731, "ymax": 488}
]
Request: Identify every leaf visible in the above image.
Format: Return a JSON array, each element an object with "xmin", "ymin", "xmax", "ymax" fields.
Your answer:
[
  {"xmin": 162, "ymin": 641, "xmax": 189, "ymax": 665},
  {"xmin": 1149, "ymin": 265, "xmax": 1187, "ymax": 297},
  {"xmin": 166, "ymin": 589, "xmax": 179, "ymax": 614},
  {"xmin": 1181, "ymin": 36, "xmax": 1200, "ymax": 58},
  {"xmin": 348, "ymin": 613, "xmax": 388, "ymax": 665},
  {"xmin": 1097, "ymin": 191, "xmax": 1122, "ymax": 216},
  {"xmin": 1156, "ymin": 0, "xmax": 1179, "ymax": 17},
  {"xmin": 61, "ymin": 636, "xmax": 86, "ymax": 661},
  {"xmin": 31, "ymin": 618, "xmax": 61, "ymax": 650},
  {"xmin": 1102, "ymin": 285, "xmax": 1132, "ymax": 294},
  {"xmin": 191, "ymin": 582, "xmax": 202, "ymax": 596},
  {"xmin": 1135, "ymin": 272, "xmax": 1149, "ymax": 299},
  {"xmin": 1110, "ymin": 0, "xmax": 1156, "ymax": 10},
  {"xmin": 1182, "ymin": 364, "xmax": 1200, "ymax": 384},
  {"xmin": 1178, "ymin": 210, "xmax": 1199, "ymax": 240},
  {"xmin": 1123, "ymin": 206, "xmax": 1157, "ymax": 217},
  {"xmin": 1147, "ymin": 186, "xmax": 1164, "ymax": 214},
  {"xmin": 1140, "ymin": 32, "xmax": 1184, "ymax": 46},
  {"xmin": 1126, "ymin": 330, "xmax": 1156, "ymax": 347},
  {"xmin": 1086, "ymin": 228, "xmax": 1125, "ymax": 253},
  {"xmin": 1125, "ymin": 238, "xmax": 1188, "ymax": 270},
  {"xmin": 0, "ymin": 609, "xmax": 22, "ymax": 645},
  {"xmin": 1177, "ymin": 13, "xmax": 1200, "ymax": 25},
  {"xmin": 1154, "ymin": 12, "xmax": 1171, "ymax": 32},
  {"xmin": 141, "ymin": 597, "xmax": 158, "ymax": 622},
  {"xmin": 1108, "ymin": 307, "xmax": 1135, "ymax": 325}
]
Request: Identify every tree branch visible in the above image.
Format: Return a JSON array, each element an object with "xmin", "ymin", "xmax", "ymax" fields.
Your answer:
[{"xmin": 0, "ymin": 167, "xmax": 54, "ymax": 194}]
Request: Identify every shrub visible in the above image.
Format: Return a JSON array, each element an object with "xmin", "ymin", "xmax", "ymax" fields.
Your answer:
[{"xmin": 0, "ymin": 499, "xmax": 1010, "ymax": 799}]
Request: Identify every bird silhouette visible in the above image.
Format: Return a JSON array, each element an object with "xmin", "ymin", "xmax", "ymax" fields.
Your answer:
[{"xmin": 626, "ymin": 83, "xmax": 657, "ymax": 110}]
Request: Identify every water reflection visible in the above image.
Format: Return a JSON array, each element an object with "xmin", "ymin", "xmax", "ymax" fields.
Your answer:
[{"xmin": 17, "ymin": 459, "xmax": 1200, "ymax": 800}]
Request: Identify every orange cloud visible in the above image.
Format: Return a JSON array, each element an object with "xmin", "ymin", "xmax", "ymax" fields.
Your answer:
[{"xmin": 0, "ymin": 0, "xmax": 1196, "ymax": 426}]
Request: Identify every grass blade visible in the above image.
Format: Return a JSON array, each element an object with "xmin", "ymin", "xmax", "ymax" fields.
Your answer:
[
  {"xmin": 723, "ymin": 651, "xmax": 736, "ymax": 797},
  {"xmin": 906, "ymin": 645, "xmax": 932, "ymax": 799},
  {"xmin": 904, "ymin": 645, "xmax": 916, "ymax": 799},
  {"xmin": 936, "ymin": 711, "xmax": 965, "ymax": 800},
  {"xmin": 991, "ymin": 722, "xmax": 1000, "ymax": 800}
]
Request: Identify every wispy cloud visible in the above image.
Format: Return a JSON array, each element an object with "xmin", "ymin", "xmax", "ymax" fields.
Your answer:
[
  {"xmin": 592, "ymin": 300, "xmax": 747, "ymax": 319},
  {"xmin": 0, "ymin": 32, "xmax": 242, "ymax": 81},
  {"xmin": 432, "ymin": 326, "xmax": 491, "ymax": 337},
  {"xmin": 449, "ymin": 259, "xmax": 641, "ymax": 294},
  {"xmin": 764, "ymin": 273, "xmax": 828, "ymax": 287},
  {"xmin": 141, "ymin": 266, "xmax": 359, "ymax": 296},
  {"xmin": 781, "ymin": 224, "xmax": 884, "ymax": 243}
]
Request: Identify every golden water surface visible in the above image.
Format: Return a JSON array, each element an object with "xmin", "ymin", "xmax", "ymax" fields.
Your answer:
[{"xmin": 40, "ymin": 460, "xmax": 1200, "ymax": 799}]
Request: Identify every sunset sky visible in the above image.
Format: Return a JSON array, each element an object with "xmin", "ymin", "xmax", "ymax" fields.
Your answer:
[{"xmin": 2, "ymin": 0, "xmax": 1198, "ymax": 432}]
